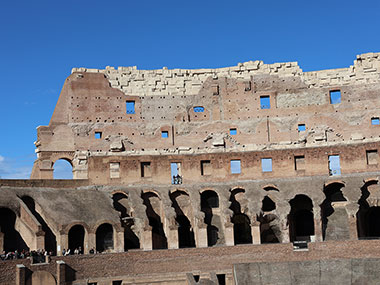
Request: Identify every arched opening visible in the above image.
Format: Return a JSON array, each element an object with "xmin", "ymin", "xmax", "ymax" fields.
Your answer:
[
  {"xmin": 0, "ymin": 208, "xmax": 29, "ymax": 252},
  {"xmin": 21, "ymin": 196, "xmax": 57, "ymax": 254},
  {"xmin": 320, "ymin": 183, "xmax": 348, "ymax": 240},
  {"xmin": 170, "ymin": 190, "xmax": 195, "ymax": 248},
  {"xmin": 53, "ymin": 159, "xmax": 73, "ymax": 179},
  {"xmin": 259, "ymin": 195, "xmax": 280, "ymax": 243},
  {"xmin": 141, "ymin": 192, "xmax": 167, "ymax": 249},
  {"xmin": 229, "ymin": 189, "xmax": 252, "ymax": 245},
  {"xmin": 201, "ymin": 190, "xmax": 222, "ymax": 246},
  {"xmin": 356, "ymin": 180, "xmax": 380, "ymax": 239},
  {"xmin": 112, "ymin": 193, "xmax": 140, "ymax": 251},
  {"xmin": 96, "ymin": 223, "xmax": 114, "ymax": 252},
  {"xmin": 288, "ymin": 195, "xmax": 315, "ymax": 242},
  {"xmin": 68, "ymin": 225, "xmax": 84, "ymax": 254}
]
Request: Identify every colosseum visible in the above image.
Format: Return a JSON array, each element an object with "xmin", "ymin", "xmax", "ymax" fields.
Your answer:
[{"xmin": 1, "ymin": 52, "xmax": 380, "ymax": 284}]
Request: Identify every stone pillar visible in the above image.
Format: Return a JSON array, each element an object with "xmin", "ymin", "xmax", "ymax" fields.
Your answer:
[
  {"xmin": 142, "ymin": 227, "xmax": 152, "ymax": 250},
  {"xmin": 56, "ymin": 260, "xmax": 66, "ymax": 285},
  {"xmin": 346, "ymin": 203, "xmax": 359, "ymax": 240},
  {"xmin": 0, "ymin": 232, "xmax": 3, "ymax": 252},
  {"xmin": 224, "ymin": 222, "xmax": 234, "ymax": 246},
  {"xmin": 279, "ymin": 215, "xmax": 290, "ymax": 243},
  {"xmin": 36, "ymin": 232, "xmax": 45, "ymax": 250},
  {"xmin": 314, "ymin": 218, "xmax": 323, "ymax": 242},
  {"xmin": 16, "ymin": 264, "xmax": 26, "ymax": 285},
  {"xmin": 87, "ymin": 233, "xmax": 96, "ymax": 254},
  {"xmin": 251, "ymin": 221, "xmax": 261, "ymax": 245},
  {"xmin": 114, "ymin": 230, "xmax": 124, "ymax": 252},
  {"xmin": 168, "ymin": 226, "xmax": 179, "ymax": 250},
  {"xmin": 197, "ymin": 224, "xmax": 208, "ymax": 248},
  {"xmin": 57, "ymin": 233, "xmax": 68, "ymax": 256}
]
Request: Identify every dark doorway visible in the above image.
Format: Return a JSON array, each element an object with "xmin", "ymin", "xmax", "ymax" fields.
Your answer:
[
  {"xmin": 288, "ymin": 195, "xmax": 314, "ymax": 242},
  {"xmin": 259, "ymin": 195, "xmax": 280, "ymax": 243},
  {"xmin": 96, "ymin": 223, "xmax": 114, "ymax": 252},
  {"xmin": 68, "ymin": 225, "xmax": 85, "ymax": 253}
]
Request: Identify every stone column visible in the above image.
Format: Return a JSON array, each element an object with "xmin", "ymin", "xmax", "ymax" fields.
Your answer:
[
  {"xmin": 114, "ymin": 230, "xmax": 124, "ymax": 252},
  {"xmin": 224, "ymin": 222, "xmax": 234, "ymax": 246},
  {"xmin": 277, "ymin": 202, "xmax": 291, "ymax": 243},
  {"xmin": 36, "ymin": 232, "xmax": 45, "ymax": 250},
  {"xmin": 87, "ymin": 233, "xmax": 96, "ymax": 254},
  {"xmin": 57, "ymin": 233, "xmax": 68, "ymax": 256},
  {"xmin": 313, "ymin": 218, "xmax": 323, "ymax": 242},
  {"xmin": 197, "ymin": 224, "xmax": 208, "ymax": 248},
  {"xmin": 167, "ymin": 225, "xmax": 179, "ymax": 249},
  {"xmin": 0, "ymin": 232, "xmax": 3, "ymax": 252},
  {"xmin": 346, "ymin": 203, "xmax": 359, "ymax": 240},
  {"xmin": 16, "ymin": 264, "xmax": 26, "ymax": 285},
  {"xmin": 56, "ymin": 260, "xmax": 66, "ymax": 285},
  {"xmin": 251, "ymin": 220, "xmax": 261, "ymax": 245},
  {"xmin": 141, "ymin": 227, "xmax": 152, "ymax": 250}
]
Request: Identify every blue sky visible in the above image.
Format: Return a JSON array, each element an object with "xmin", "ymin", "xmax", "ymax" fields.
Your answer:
[{"xmin": 0, "ymin": 0, "xmax": 379, "ymax": 178}]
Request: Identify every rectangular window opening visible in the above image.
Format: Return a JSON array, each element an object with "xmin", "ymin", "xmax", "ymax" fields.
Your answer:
[
  {"xmin": 230, "ymin": 128, "xmax": 237, "ymax": 135},
  {"xmin": 329, "ymin": 90, "xmax": 341, "ymax": 104},
  {"xmin": 217, "ymin": 274, "xmax": 226, "ymax": 285},
  {"xmin": 94, "ymin": 132, "xmax": 102, "ymax": 139},
  {"xmin": 298, "ymin": 124, "xmax": 306, "ymax": 132},
  {"xmin": 193, "ymin": 106, "xmax": 204, "ymax": 112},
  {"xmin": 371, "ymin": 117, "xmax": 380, "ymax": 125},
  {"xmin": 141, "ymin": 162, "xmax": 151, "ymax": 177},
  {"xmin": 171, "ymin": 162, "xmax": 182, "ymax": 184},
  {"xmin": 126, "ymin": 101, "xmax": 135, "ymax": 114},
  {"xmin": 366, "ymin": 150, "xmax": 378, "ymax": 165},
  {"xmin": 294, "ymin": 155, "xmax": 305, "ymax": 171},
  {"xmin": 201, "ymin": 160, "xmax": 211, "ymax": 176},
  {"xmin": 262, "ymin": 158, "xmax": 272, "ymax": 172},
  {"xmin": 112, "ymin": 281, "xmax": 122, "ymax": 285},
  {"xmin": 230, "ymin": 160, "xmax": 241, "ymax": 174},
  {"xmin": 328, "ymin": 155, "xmax": 341, "ymax": 176},
  {"xmin": 161, "ymin": 131, "xmax": 169, "ymax": 138},
  {"xmin": 260, "ymin": 95, "xmax": 271, "ymax": 109}
]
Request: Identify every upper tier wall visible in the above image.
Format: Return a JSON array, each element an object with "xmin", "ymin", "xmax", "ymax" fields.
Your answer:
[{"xmin": 72, "ymin": 52, "xmax": 380, "ymax": 96}]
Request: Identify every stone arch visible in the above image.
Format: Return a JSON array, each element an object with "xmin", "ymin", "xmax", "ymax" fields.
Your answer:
[
  {"xmin": 53, "ymin": 158, "xmax": 73, "ymax": 179},
  {"xmin": 0, "ymin": 207, "xmax": 29, "ymax": 252},
  {"xmin": 20, "ymin": 195, "xmax": 57, "ymax": 254},
  {"xmin": 320, "ymin": 182, "xmax": 349, "ymax": 240},
  {"xmin": 96, "ymin": 223, "xmax": 114, "ymax": 252},
  {"xmin": 288, "ymin": 194, "xmax": 315, "ymax": 242},
  {"xmin": 169, "ymin": 189, "xmax": 195, "ymax": 248},
  {"xmin": 141, "ymin": 191, "xmax": 167, "ymax": 249},
  {"xmin": 67, "ymin": 224, "xmax": 86, "ymax": 254},
  {"xmin": 200, "ymin": 190, "xmax": 222, "ymax": 246},
  {"xmin": 258, "ymin": 187, "xmax": 280, "ymax": 244},
  {"xmin": 111, "ymin": 192, "xmax": 139, "ymax": 251},
  {"xmin": 229, "ymin": 188, "xmax": 252, "ymax": 245},
  {"xmin": 357, "ymin": 179, "xmax": 380, "ymax": 239},
  {"xmin": 26, "ymin": 270, "xmax": 56, "ymax": 285}
]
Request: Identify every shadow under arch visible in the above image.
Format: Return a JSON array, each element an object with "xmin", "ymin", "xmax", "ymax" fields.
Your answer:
[
  {"xmin": 200, "ymin": 190, "xmax": 222, "ymax": 247},
  {"xmin": 0, "ymin": 207, "xmax": 29, "ymax": 252},
  {"xmin": 229, "ymin": 188, "xmax": 252, "ymax": 245},
  {"xmin": 111, "ymin": 192, "xmax": 140, "ymax": 251},
  {"xmin": 169, "ymin": 190, "xmax": 195, "ymax": 248},
  {"xmin": 20, "ymin": 195, "xmax": 57, "ymax": 254},
  {"xmin": 141, "ymin": 191, "xmax": 167, "ymax": 249}
]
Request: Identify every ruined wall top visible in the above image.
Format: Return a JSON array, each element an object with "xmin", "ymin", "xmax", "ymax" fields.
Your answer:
[{"xmin": 72, "ymin": 52, "xmax": 380, "ymax": 96}]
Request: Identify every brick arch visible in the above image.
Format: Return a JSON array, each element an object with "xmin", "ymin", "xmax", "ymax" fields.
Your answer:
[
  {"xmin": 92, "ymin": 219, "xmax": 122, "ymax": 233},
  {"xmin": 324, "ymin": 180, "xmax": 345, "ymax": 188},
  {"xmin": 142, "ymin": 189, "xmax": 161, "ymax": 199},
  {"xmin": 170, "ymin": 188, "xmax": 190, "ymax": 196},
  {"xmin": 62, "ymin": 222, "xmax": 90, "ymax": 235},
  {"xmin": 111, "ymin": 190, "xmax": 129, "ymax": 197}
]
